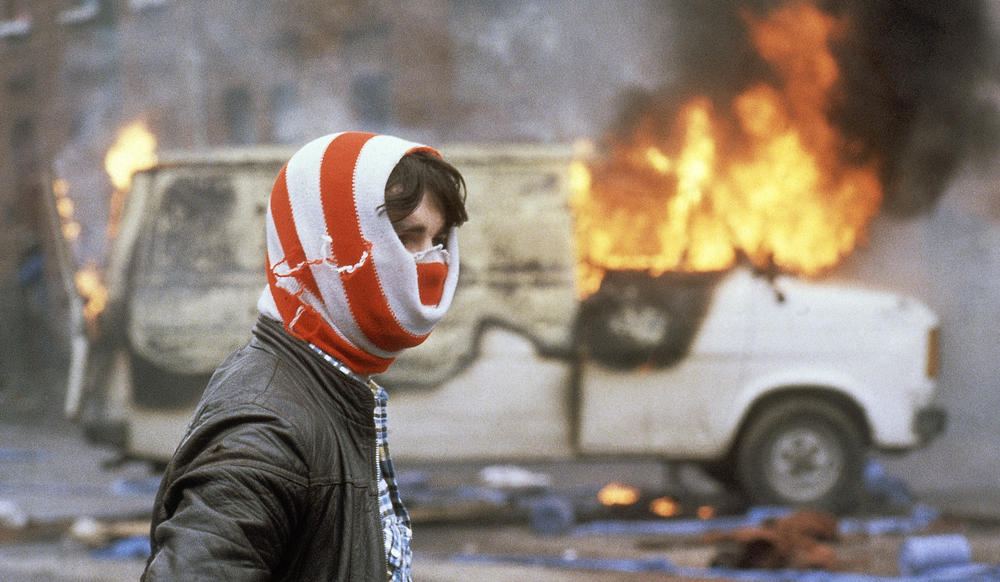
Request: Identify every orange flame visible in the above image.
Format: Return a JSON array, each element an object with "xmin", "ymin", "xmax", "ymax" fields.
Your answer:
[
  {"xmin": 51, "ymin": 178, "xmax": 97, "ymax": 330},
  {"xmin": 52, "ymin": 178, "xmax": 82, "ymax": 242},
  {"xmin": 649, "ymin": 496, "xmax": 680, "ymax": 518},
  {"xmin": 597, "ymin": 482, "xmax": 640, "ymax": 506},
  {"xmin": 74, "ymin": 264, "xmax": 107, "ymax": 328},
  {"xmin": 105, "ymin": 120, "xmax": 157, "ymax": 191},
  {"xmin": 105, "ymin": 120, "xmax": 157, "ymax": 239},
  {"xmin": 570, "ymin": 1, "xmax": 882, "ymax": 298},
  {"xmin": 52, "ymin": 178, "xmax": 97, "ymax": 330}
]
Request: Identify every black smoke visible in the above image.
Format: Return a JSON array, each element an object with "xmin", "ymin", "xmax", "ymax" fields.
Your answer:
[{"xmin": 652, "ymin": 0, "xmax": 1000, "ymax": 216}]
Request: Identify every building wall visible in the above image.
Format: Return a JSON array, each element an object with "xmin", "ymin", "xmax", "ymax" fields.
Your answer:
[
  {"xmin": 0, "ymin": 1, "xmax": 66, "ymax": 276},
  {"xmin": 0, "ymin": 1, "xmax": 73, "ymax": 396}
]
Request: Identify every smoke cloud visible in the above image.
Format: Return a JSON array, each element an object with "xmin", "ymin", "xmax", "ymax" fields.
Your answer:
[{"xmin": 650, "ymin": 0, "xmax": 1000, "ymax": 217}]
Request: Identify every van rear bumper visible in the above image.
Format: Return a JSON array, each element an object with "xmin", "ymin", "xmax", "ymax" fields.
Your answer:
[{"xmin": 914, "ymin": 406, "xmax": 947, "ymax": 443}]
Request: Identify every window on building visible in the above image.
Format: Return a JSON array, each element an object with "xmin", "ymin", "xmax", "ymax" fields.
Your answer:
[
  {"xmin": 0, "ymin": 0, "xmax": 21, "ymax": 20},
  {"xmin": 69, "ymin": 110, "xmax": 86, "ymax": 141},
  {"xmin": 130, "ymin": 0, "xmax": 169, "ymax": 12},
  {"xmin": 351, "ymin": 72, "xmax": 391, "ymax": 130},
  {"xmin": 223, "ymin": 87, "xmax": 254, "ymax": 145},
  {"xmin": 11, "ymin": 116, "xmax": 38, "ymax": 173},
  {"xmin": 268, "ymin": 83, "xmax": 298, "ymax": 144},
  {"xmin": 5, "ymin": 70, "xmax": 34, "ymax": 95},
  {"xmin": 57, "ymin": 0, "xmax": 99, "ymax": 26},
  {"xmin": 0, "ymin": 1, "xmax": 31, "ymax": 39}
]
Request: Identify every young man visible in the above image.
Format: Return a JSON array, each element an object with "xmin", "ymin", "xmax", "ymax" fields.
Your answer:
[{"xmin": 142, "ymin": 132, "xmax": 468, "ymax": 581}]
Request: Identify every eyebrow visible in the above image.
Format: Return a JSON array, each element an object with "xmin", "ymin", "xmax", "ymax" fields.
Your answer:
[{"xmin": 393, "ymin": 220, "xmax": 448, "ymax": 241}]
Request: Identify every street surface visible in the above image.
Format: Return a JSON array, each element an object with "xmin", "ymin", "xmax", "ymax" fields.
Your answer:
[{"xmin": 2, "ymin": 416, "xmax": 1000, "ymax": 581}]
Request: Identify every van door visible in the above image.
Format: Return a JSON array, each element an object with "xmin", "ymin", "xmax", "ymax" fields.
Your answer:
[{"xmin": 576, "ymin": 269, "xmax": 752, "ymax": 458}]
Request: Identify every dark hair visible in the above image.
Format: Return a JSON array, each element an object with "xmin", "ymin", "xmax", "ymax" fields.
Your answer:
[{"xmin": 382, "ymin": 150, "xmax": 468, "ymax": 228}]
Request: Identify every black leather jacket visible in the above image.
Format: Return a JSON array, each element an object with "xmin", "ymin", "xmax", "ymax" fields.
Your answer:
[{"xmin": 143, "ymin": 316, "xmax": 386, "ymax": 581}]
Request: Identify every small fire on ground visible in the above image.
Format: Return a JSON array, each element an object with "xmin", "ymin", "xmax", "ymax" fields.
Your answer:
[
  {"xmin": 569, "ymin": 1, "xmax": 882, "ymax": 298},
  {"xmin": 597, "ymin": 482, "xmax": 716, "ymax": 520}
]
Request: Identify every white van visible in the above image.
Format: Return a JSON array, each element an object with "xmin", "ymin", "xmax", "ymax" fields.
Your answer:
[{"xmin": 58, "ymin": 144, "xmax": 945, "ymax": 511}]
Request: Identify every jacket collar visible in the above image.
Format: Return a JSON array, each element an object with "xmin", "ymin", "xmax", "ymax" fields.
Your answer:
[{"xmin": 253, "ymin": 315, "xmax": 376, "ymax": 425}]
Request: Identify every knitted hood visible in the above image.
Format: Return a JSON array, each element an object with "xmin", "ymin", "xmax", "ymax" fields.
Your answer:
[{"xmin": 257, "ymin": 132, "xmax": 460, "ymax": 374}]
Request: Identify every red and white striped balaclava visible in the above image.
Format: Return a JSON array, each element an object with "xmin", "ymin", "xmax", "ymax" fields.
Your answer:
[{"xmin": 257, "ymin": 132, "xmax": 460, "ymax": 374}]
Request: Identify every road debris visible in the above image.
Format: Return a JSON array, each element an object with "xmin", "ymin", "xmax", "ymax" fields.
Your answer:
[
  {"xmin": 898, "ymin": 534, "xmax": 973, "ymax": 577},
  {"xmin": 0, "ymin": 499, "xmax": 28, "ymax": 528},
  {"xmin": 479, "ymin": 465, "xmax": 552, "ymax": 491},
  {"xmin": 704, "ymin": 509, "xmax": 839, "ymax": 570},
  {"xmin": 69, "ymin": 517, "xmax": 149, "ymax": 548}
]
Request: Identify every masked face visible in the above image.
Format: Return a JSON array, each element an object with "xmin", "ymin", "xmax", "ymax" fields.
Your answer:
[
  {"xmin": 257, "ymin": 132, "xmax": 461, "ymax": 374},
  {"xmin": 390, "ymin": 188, "xmax": 450, "ymax": 306}
]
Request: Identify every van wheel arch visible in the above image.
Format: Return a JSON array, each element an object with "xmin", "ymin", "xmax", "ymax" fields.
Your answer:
[{"xmin": 735, "ymin": 388, "xmax": 871, "ymax": 451}]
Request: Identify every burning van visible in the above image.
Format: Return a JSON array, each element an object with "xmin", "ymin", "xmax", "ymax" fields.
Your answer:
[{"xmin": 56, "ymin": 140, "xmax": 944, "ymax": 512}]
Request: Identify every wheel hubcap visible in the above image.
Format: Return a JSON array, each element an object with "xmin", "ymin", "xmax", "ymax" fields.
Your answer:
[{"xmin": 767, "ymin": 427, "xmax": 843, "ymax": 502}]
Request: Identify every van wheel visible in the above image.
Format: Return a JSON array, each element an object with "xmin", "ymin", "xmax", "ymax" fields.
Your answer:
[{"xmin": 736, "ymin": 397, "xmax": 864, "ymax": 513}]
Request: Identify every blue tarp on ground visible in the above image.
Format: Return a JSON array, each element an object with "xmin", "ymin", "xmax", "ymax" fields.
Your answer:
[
  {"xmin": 443, "ymin": 504, "xmax": 1000, "ymax": 581},
  {"xmin": 571, "ymin": 503, "xmax": 940, "ymax": 538},
  {"xmin": 443, "ymin": 551, "xmax": 1000, "ymax": 581}
]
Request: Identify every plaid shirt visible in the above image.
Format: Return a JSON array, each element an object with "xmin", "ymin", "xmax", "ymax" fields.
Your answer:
[
  {"xmin": 372, "ymin": 382, "xmax": 413, "ymax": 581},
  {"xmin": 310, "ymin": 345, "xmax": 412, "ymax": 581}
]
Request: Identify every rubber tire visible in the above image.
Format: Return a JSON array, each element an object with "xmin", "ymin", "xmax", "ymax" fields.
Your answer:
[{"xmin": 735, "ymin": 397, "xmax": 864, "ymax": 513}]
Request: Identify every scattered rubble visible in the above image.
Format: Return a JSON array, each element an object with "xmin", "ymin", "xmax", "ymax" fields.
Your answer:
[
  {"xmin": 397, "ymin": 462, "xmax": 1000, "ymax": 580},
  {"xmin": 69, "ymin": 516, "xmax": 149, "ymax": 548},
  {"xmin": 479, "ymin": 465, "xmax": 552, "ymax": 490},
  {"xmin": 704, "ymin": 509, "xmax": 840, "ymax": 571},
  {"xmin": 0, "ymin": 499, "xmax": 28, "ymax": 529}
]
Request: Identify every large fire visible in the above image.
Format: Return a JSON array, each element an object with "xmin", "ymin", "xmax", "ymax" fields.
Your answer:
[{"xmin": 569, "ymin": 1, "xmax": 882, "ymax": 298}]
